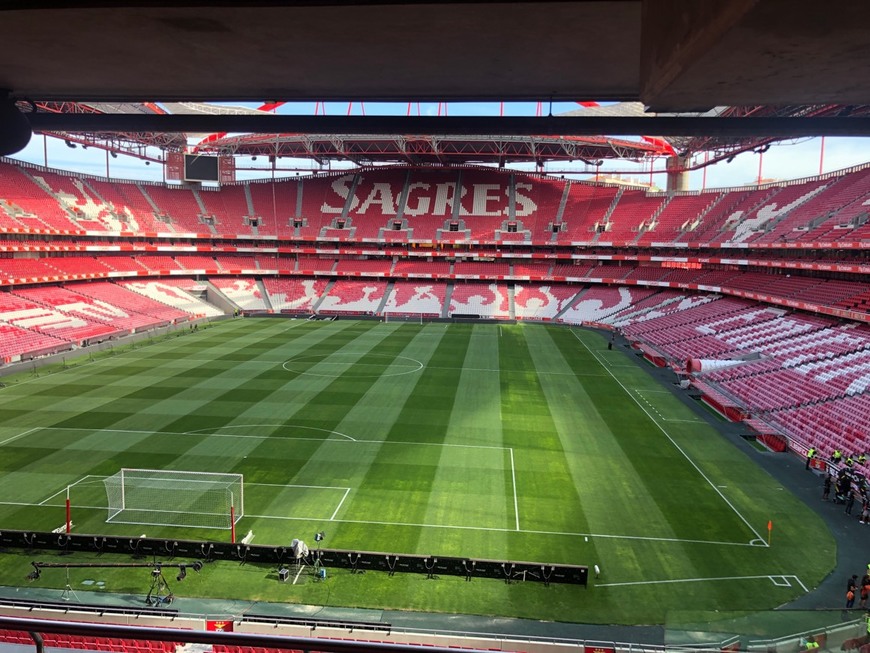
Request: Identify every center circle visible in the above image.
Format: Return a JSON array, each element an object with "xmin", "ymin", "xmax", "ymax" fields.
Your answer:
[{"xmin": 282, "ymin": 353, "xmax": 424, "ymax": 378}]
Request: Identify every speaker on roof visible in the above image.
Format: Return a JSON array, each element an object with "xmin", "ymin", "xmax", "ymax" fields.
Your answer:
[{"xmin": 0, "ymin": 96, "xmax": 32, "ymax": 156}]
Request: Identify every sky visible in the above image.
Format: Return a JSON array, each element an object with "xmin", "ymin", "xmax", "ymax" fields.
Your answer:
[{"xmin": 10, "ymin": 102, "xmax": 870, "ymax": 191}]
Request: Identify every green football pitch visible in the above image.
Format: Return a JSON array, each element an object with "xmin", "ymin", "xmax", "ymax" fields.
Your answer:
[{"xmin": 0, "ymin": 318, "xmax": 834, "ymax": 624}]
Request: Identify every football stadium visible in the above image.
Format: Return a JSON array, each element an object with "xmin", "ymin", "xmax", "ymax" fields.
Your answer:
[{"xmin": 0, "ymin": 2, "xmax": 869, "ymax": 652}]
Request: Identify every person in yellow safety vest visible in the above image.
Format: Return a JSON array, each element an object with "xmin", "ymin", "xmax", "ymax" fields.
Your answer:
[
  {"xmin": 833, "ymin": 450, "xmax": 843, "ymax": 464},
  {"xmin": 859, "ymin": 453, "xmax": 867, "ymax": 465},
  {"xmin": 847, "ymin": 455, "xmax": 855, "ymax": 467},
  {"xmin": 806, "ymin": 446, "xmax": 816, "ymax": 470}
]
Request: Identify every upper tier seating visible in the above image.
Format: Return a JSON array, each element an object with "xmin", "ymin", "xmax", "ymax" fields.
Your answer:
[
  {"xmin": 199, "ymin": 185, "xmax": 252, "ymax": 235},
  {"xmin": 601, "ymin": 191, "xmax": 664, "ymax": 241},
  {"xmin": 636, "ymin": 193, "xmax": 722, "ymax": 244},
  {"xmin": 87, "ymin": 178, "xmax": 165, "ymax": 232},
  {"xmin": 3, "ymin": 162, "xmax": 870, "ymax": 247},
  {"xmin": 141, "ymin": 185, "xmax": 206, "ymax": 233},
  {"xmin": 0, "ymin": 162, "xmax": 80, "ymax": 231},
  {"xmin": 247, "ymin": 178, "xmax": 298, "ymax": 237},
  {"xmin": 557, "ymin": 184, "xmax": 619, "ymax": 242}
]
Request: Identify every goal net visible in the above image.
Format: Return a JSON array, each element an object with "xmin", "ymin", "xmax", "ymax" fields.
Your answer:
[
  {"xmin": 102, "ymin": 469, "xmax": 243, "ymax": 529},
  {"xmin": 383, "ymin": 311, "xmax": 424, "ymax": 324}
]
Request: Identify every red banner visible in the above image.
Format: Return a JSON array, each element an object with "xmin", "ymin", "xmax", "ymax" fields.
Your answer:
[{"xmin": 206, "ymin": 620, "xmax": 234, "ymax": 632}]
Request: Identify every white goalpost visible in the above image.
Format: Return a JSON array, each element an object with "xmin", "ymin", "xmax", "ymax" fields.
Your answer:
[
  {"xmin": 102, "ymin": 469, "xmax": 243, "ymax": 530},
  {"xmin": 383, "ymin": 311, "xmax": 424, "ymax": 325}
]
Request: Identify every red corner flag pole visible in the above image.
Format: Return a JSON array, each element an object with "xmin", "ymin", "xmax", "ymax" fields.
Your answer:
[
  {"xmin": 767, "ymin": 520, "xmax": 773, "ymax": 546},
  {"xmin": 65, "ymin": 486, "xmax": 71, "ymax": 534},
  {"xmin": 230, "ymin": 504, "xmax": 236, "ymax": 544}
]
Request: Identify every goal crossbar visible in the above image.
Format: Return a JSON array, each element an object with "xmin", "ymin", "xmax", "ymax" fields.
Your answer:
[{"xmin": 103, "ymin": 468, "xmax": 243, "ymax": 530}]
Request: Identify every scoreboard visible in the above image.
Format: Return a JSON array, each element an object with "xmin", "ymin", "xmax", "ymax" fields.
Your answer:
[{"xmin": 165, "ymin": 152, "xmax": 235, "ymax": 184}]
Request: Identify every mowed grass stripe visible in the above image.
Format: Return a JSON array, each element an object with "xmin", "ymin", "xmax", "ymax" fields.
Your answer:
[
  {"xmin": 544, "ymin": 328, "xmax": 757, "ymax": 543},
  {"xmin": 417, "ymin": 324, "xmax": 511, "ymax": 558},
  {"xmin": 235, "ymin": 323, "xmax": 447, "ymax": 542},
  {"xmin": 345, "ymin": 324, "xmax": 472, "ymax": 555},
  {"xmin": 30, "ymin": 320, "xmax": 313, "ymax": 432},
  {"xmin": 497, "ymin": 325, "xmax": 590, "ymax": 539},
  {"xmin": 562, "ymin": 329, "xmax": 762, "ymax": 541},
  {"xmin": 158, "ymin": 320, "xmax": 404, "ymax": 436}
]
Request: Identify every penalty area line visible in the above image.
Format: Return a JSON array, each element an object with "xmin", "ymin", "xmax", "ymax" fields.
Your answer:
[
  {"xmin": 0, "ymin": 427, "xmax": 40, "ymax": 447},
  {"xmin": 509, "ymin": 448, "xmax": 520, "ymax": 531},
  {"xmin": 597, "ymin": 574, "xmax": 808, "ymax": 592},
  {"xmin": 331, "ymin": 488, "xmax": 351, "ymax": 521}
]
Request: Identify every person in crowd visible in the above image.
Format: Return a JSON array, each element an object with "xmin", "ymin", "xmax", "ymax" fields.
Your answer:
[
  {"xmin": 847, "ymin": 575, "xmax": 859, "ymax": 608},
  {"xmin": 806, "ymin": 445, "xmax": 817, "ymax": 470},
  {"xmin": 833, "ymin": 449, "xmax": 843, "ymax": 464},
  {"xmin": 847, "ymin": 489, "xmax": 857, "ymax": 515}
]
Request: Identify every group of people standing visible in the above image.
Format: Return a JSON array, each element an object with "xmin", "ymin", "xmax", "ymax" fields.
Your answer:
[
  {"xmin": 806, "ymin": 446, "xmax": 867, "ymax": 471},
  {"xmin": 846, "ymin": 572, "xmax": 870, "ymax": 609},
  {"xmin": 822, "ymin": 467, "xmax": 870, "ymax": 523}
]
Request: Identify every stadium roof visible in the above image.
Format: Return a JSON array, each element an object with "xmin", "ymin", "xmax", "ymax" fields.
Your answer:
[{"xmin": 4, "ymin": 1, "xmax": 870, "ymax": 166}]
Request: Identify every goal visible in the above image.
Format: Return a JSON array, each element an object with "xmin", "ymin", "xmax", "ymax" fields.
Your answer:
[
  {"xmin": 102, "ymin": 469, "xmax": 243, "ymax": 530},
  {"xmin": 383, "ymin": 311, "xmax": 424, "ymax": 324}
]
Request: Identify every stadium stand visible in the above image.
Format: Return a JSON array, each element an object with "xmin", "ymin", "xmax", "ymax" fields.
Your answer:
[
  {"xmin": 74, "ymin": 281, "xmax": 188, "ymax": 324},
  {"xmin": 263, "ymin": 277, "xmax": 329, "ymax": 312},
  {"xmin": 560, "ymin": 286, "xmax": 658, "ymax": 325},
  {"xmin": 3, "ymin": 158, "xmax": 870, "ymax": 463},
  {"xmin": 514, "ymin": 284, "xmax": 580, "ymax": 320},
  {"xmin": 0, "ymin": 289, "xmax": 119, "ymax": 345},
  {"xmin": 318, "ymin": 279, "xmax": 389, "ymax": 313},
  {"xmin": 210, "ymin": 277, "xmax": 268, "ymax": 310},
  {"xmin": 449, "ymin": 282, "xmax": 510, "ymax": 318},
  {"xmin": 13, "ymin": 285, "xmax": 162, "ymax": 334},
  {"xmin": 141, "ymin": 184, "xmax": 207, "ymax": 233},
  {"xmin": 119, "ymin": 280, "xmax": 223, "ymax": 317}
]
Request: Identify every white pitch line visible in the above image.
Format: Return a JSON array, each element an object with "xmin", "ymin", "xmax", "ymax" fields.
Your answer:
[
  {"xmin": 509, "ymin": 448, "xmax": 520, "ymax": 531},
  {"xmin": 0, "ymin": 427, "xmax": 39, "ymax": 447},
  {"xmin": 37, "ymin": 426, "xmax": 512, "ymax": 452},
  {"xmin": 596, "ymin": 574, "xmax": 807, "ymax": 590},
  {"xmin": 330, "ymin": 488, "xmax": 351, "ymax": 521},
  {"xmin": 39, "ymin": 475, "xmax": 98, "ymax": 506},
  {"xmin": 0, "ymin": 496, "xmax": 754, "ymax": 547},
  {"xmin": 572, "ymin": 329, "xmax": 768, "ymax": 547},
  {"xmin": 242, "ymin": 513, "xmax": 756, "ymax": 546},
  {"xmin": 247, "ymin": 482, "xmax": 352, "ymax": 491}
]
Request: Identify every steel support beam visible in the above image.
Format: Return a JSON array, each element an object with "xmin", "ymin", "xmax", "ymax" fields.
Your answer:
[{"xmin": 26, "ymin": 113, "xmax": 870, "ymax": 138}]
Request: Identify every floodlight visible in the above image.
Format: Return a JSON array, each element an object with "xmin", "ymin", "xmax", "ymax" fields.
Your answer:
[{"xmin": 176, "ymin": 566, "xmax": 186, "ymax": 582}]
